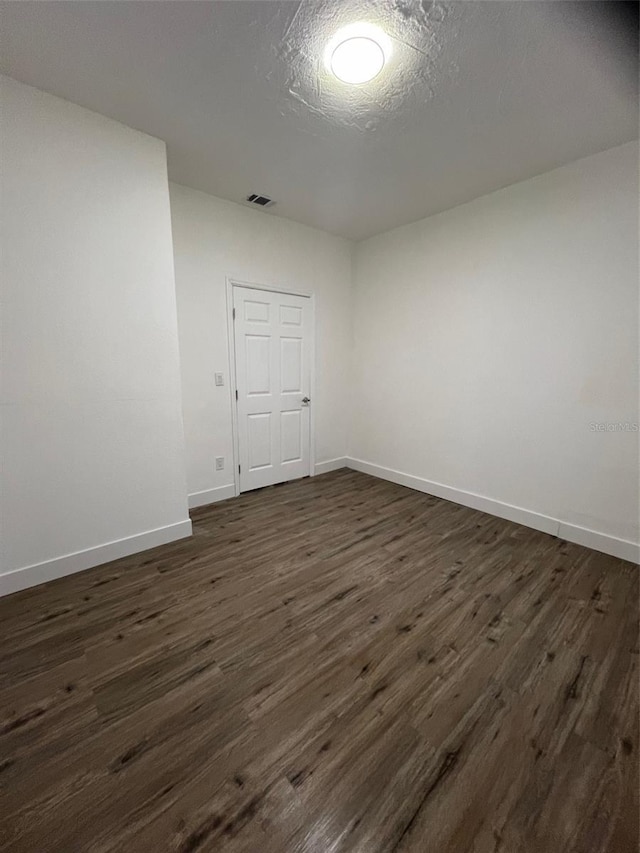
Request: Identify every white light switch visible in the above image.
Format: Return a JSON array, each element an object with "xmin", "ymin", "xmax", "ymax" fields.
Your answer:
[{"xmin": 214, "ymin": 372, "xmax": 224, "ymax": 386}]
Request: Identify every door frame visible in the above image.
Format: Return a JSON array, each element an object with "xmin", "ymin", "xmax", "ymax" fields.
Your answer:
[{"xmin": 225, "ymin": 277, "xmax": 316, "ymax": 497}]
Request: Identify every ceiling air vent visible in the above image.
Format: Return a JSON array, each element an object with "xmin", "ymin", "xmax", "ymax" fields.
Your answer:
[{"xmin": 245, "ymin": 193, "xmax": 275, "ymax": 208}]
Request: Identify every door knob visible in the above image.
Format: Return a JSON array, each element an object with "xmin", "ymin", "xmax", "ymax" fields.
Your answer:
[{"xmin": 301, "ymin": 396, "xmax": 310, "ymax": 405}]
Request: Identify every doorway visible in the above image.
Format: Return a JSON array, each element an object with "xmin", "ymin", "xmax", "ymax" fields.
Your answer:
[{"xmin": 229, "ymin": 282, "xmax": 314, "ymax": 493}]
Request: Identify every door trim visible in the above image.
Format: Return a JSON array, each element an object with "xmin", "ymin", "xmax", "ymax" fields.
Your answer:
[{"xmin": 225, "ymin": 277, "xmax": 316, "ymax": 497}]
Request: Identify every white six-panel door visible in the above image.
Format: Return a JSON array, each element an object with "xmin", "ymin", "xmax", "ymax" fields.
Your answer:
[{"xmin": 233, "ymin": 286, "xmax": 311, "ymax": 492}]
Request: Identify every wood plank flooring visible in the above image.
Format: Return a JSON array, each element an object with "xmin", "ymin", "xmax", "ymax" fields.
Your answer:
[{"xmin": 0, "ymin": 469, "xmax": 637, "ymax": 852}]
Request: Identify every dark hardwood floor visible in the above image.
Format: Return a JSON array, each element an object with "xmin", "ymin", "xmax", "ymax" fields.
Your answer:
[{"xmin": 0, "ymin": 469, "xmax": 637, "ymax": 852}]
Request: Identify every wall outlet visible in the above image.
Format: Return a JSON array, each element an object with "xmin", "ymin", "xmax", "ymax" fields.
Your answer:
[
  {"xmin": 214, "ymin": 372, "xmax": 224, "ymax": 386},
  {"xmin": 215, "ymin": 456, "xmax": 224, "ymax": 471}
]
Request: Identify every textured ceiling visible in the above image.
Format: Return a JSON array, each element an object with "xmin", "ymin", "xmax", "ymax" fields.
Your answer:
[{"xmin": 1, "ymin": 1, "xmax": 637, "ymax": 240}]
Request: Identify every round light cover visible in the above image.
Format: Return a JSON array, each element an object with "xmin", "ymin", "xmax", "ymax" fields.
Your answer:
[
  {"xmin": 331, "ymin": 36, "xmax": 385, "ymax": 84},
  {"xmin": 324, "ymin": 23, "xmax": 391, "ymax": 86}
]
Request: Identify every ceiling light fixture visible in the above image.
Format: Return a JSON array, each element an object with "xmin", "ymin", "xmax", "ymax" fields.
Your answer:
[{"xmin": 324, "ymin": 23, "xmax": 391, "ymax": 86}]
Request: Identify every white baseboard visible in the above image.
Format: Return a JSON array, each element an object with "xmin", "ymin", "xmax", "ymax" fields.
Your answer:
[
  {"xmin": 188, "ymin": 484, "xmax": 237, "ymax": 509},
  {"xmin": 346, "ymin": 457, "xmax": 639, "ymax": 564},
  {"xmin": 0, "ymin": 519, "xmax": 193, "ymax": 598},
  {"xmin": 557, "ymin": 522, "xmax": 639, "ymax": 564},
  {"xmin": 314, "ymin": 457, "xmax": 348, "ymax": 475}
]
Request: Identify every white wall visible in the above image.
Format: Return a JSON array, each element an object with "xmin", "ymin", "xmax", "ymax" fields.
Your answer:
[
  {"xmin": 0, "ymin": 76, "xmax": 191, "ymax": 594},
  {"xmin": 1, "ymin": 74, "xmax": 635, "ymax": 598},
  {"xmin": 169, "ymin": 183, "xmax": 353, "ymax": 507},
  {"xmin": 350, "ymin": 142, "xmax": 639, "ymax": 561}
]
